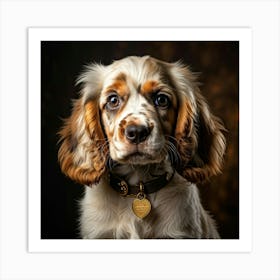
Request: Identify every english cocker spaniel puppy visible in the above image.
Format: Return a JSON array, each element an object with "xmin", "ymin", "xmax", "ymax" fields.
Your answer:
[{"xmin": 58, "ymin": 56, "xmax": 226, "ymax": 239}]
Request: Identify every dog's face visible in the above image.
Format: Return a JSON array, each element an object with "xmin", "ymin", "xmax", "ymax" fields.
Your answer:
[
  {"xmin": 58, "ymin": 56, "xmax": 226, "ymax": 185},
  {"xmin": 98, "ymin": 57, "xmax": 178, "ymax": 164}
]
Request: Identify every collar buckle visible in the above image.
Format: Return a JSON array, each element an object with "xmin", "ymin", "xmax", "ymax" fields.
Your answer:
[{"xmin": 118, "ymin": 180, "xmax": 129, "ymax": 196}]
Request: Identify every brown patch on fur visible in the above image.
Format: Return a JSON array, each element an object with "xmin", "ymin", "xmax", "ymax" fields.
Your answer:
[
  {"xmin": 84, "ymin": 101, "xmax": 98, "ymax": 137},
  {"xmin": 175, "ymin": 90, "xmax": 226, "ymax": 183},
  {"xmin": 161, "ymin": 112, "xmax": 176, "ymax": 135},
  {"xmin": 106, "ymin": 78, "xmax": 128, "ymax": 98},
  {"xmin": 58, "ymin": 98, "xmax": 108, "ymax": 186},
  {"xmin": 175, "ymin": 98, "xmax": 195, "ymax": 137},
  {"xmin": 118, "ymin": 119, "xmax": 127, "ymax": 141},
  {"xmin": 167, "ymin": 107, "xmax": 176, "ymax": 125},
  {"xmin": 155, "ymin": 108, "xmax": 173, "ymax": 135},
  {"xmin": 115, "ymin": 72, "xmax": 126, "ymax": 82},
  {"xmin": 141, "ymin": 80, "xmax": 159, "ymax": 95}
]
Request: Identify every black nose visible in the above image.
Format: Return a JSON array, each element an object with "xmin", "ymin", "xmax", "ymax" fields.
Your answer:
[{"xmin": 125, "ymin": 125, "xmax": 150, "ymax": 144}]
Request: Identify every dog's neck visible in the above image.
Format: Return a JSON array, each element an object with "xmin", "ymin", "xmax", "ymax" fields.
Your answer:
[{"xmin": 109, "ymin": 159, "xmax": 174, "ymax": 187}]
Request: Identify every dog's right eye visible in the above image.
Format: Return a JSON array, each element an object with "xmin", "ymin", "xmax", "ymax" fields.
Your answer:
[
  {"xmin": 106, "ymin": 94, "xmax": 121, "ymax": 111},
  {"xmin": 154, "ymin": 93, "xmax": 171, "ymax": 109}
]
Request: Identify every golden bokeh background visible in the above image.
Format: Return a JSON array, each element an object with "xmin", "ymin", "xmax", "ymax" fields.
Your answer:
[{"xmin": 41, "ymin": 41, "xmax": 239, "ymax": 239}]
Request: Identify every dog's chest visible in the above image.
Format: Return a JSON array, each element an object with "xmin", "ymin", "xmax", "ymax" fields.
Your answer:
[
  {"xmin": 80, "ymin": 175, "xmax": 197, "ymax": 239},
  {"xmin": 81, "ymin": 184, "xmax": 158, "ymax": 238}
]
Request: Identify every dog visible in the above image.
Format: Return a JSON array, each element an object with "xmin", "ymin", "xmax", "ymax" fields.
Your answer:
[{"xmin": 58, "ymin": 55, "xmax": 226, "ymax": 239}]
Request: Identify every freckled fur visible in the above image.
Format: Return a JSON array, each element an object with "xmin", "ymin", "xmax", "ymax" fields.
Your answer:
[{"xmin": 58, "ymin": 56, "xmax": 226, "ymax": 239}]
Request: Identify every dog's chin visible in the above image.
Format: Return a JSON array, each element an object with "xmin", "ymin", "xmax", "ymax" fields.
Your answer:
[{"xmin": 114, "ymin": 151, "xmax": 165, "ymax": 165}]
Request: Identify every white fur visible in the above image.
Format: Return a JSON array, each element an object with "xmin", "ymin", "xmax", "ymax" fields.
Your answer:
[
  {"xmin": 80, "ymin": 169, "xmax": 220, "ymax": 239},
  {"xmin": 59, "ymin": 56, "xmax": 224, "ymax": 239}
]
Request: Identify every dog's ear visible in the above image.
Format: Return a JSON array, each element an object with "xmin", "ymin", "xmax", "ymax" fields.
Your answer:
[
  {"xmin": 173, "ymin": 64, "xmax": 226, "ymax": 183},
  {"xmin": 58, "ymin": 64, "xmax": 108, "ymax": 186},
  {"xmin": 58, "ymin": 97, "xmax": 108, "ymax": 186}
]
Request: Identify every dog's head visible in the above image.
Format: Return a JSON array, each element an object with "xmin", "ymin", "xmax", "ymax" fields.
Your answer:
[{"xmin": 58, "ymin": 56, "xmax": 226, "ymax": 185}]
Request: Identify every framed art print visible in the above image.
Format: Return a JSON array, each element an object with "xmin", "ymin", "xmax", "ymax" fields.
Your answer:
[
  {"xmin": 1, "ymin": 1, "xmax": 280, "ymax": 280},
  {"xmin": 28, "ymin": 27, "xmax": 252, "ymax": 253}
]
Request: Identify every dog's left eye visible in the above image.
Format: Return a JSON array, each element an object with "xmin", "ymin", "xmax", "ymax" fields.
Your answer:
[
  {"xmin": 154, "ymin": 93, "xmax": 170, "ymax": 109},
  {"xmin": 106, "ymin": 94, "xmax": 121, "ymax": 110}
]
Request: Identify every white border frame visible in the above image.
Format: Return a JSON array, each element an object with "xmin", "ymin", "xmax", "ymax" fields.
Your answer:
[
  {"xmin": 28, "ymin": 27, "xmax": 252, "ymax": 253},
  {"xmin": 1, "ymin": 1, "xmax": 279, "ymax": 279}
]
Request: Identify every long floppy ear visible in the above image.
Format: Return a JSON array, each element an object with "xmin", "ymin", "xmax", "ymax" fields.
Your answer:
[
  {"xmin": 58, "ymin": 63, "xmax": 109, "ymax": 186},
  {"xmin": 173, "ymin": 64, "xmax": 226, "ymax": 183},
  {"xmin": 58, "ymin": 96, "xmax": 108, "ymax": 186}
]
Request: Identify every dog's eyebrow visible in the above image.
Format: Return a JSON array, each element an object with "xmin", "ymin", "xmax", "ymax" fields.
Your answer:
[
  {"xmin": 105, "ymin": 73, "xmax": 127, "ymax": 93},
  {"xmin": 140, "ymin": 80, "xmax": 159, "ymax": 95},
  {"xmin": 115, "ymin": 72, "xmax": 127, "ymax": 82},
  {"xmin": 105, "ymin": 74, "xmax": 128, "ymax": 97}
]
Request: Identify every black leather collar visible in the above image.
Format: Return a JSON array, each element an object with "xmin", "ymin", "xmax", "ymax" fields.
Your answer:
[{"xmin": 109, "ymin": 171, "xmax": 175, "ymax": 197}]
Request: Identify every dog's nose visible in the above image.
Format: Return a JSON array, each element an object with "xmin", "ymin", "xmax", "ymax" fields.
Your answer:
[{"xmin": 125, "ymin": 125, "xmax": 150, "ymax": 144}]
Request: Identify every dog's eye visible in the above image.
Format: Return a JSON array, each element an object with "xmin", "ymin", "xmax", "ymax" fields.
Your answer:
[
  {"xmin": 154, "ymin": 93, "xmax": 170, "ymax": 109},
  {"xmin": 106, "ymin": 94, "xmax": 121, "ymax": 110}
]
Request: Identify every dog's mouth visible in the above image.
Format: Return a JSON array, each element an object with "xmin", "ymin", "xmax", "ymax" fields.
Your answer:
[
  {"xmin": 110, "ymin": 139, "xmax": 166, "ymax": 165},
  {"xmin": 124, "ymin": 151, "xmax": 152, "ymax": 160},
  {"xmin": 116, "ymin": 150, "xmax": 164, "ymax": 165}
]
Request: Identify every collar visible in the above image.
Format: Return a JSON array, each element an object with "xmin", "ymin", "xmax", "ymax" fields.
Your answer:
[{"xmin": 109, "ymin": 171, "xmax": 175, "ymax": 197}]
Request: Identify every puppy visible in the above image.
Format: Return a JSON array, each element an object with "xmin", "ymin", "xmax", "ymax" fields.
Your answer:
[{"xmin": 58, "ymin": 56, "xmax": 226, "ymax": 239}]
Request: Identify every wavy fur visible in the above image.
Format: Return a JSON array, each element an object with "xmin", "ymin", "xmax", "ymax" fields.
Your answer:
[{"xmin": 58, "ymin": 56, "xmax": 226, "ymax": 239}]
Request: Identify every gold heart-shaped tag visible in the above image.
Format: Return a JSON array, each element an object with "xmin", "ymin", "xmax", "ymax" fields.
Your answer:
[{"xmin": 132, "ymin": 198, "xmax": 151, "ymax": 219}]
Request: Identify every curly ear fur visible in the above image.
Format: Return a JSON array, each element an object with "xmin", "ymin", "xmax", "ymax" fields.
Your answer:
[
  {"xmin": 58, "ymin": 97, "xmax": 108, "ymax": 186},
  {"xmin": 173, "ymin": 64, "xmax": 226, "ymax": 183}
]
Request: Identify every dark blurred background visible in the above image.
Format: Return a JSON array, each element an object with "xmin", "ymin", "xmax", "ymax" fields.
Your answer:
[{"xmin": 41, "ymin": 41, "xmax": 239, "ymax": 239}]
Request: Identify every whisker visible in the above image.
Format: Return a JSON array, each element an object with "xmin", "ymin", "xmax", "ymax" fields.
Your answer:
[
  {"xmin": 165, "ymin": 135, "xmax": 179, "ymax": 144},
  {"xmin": 164, "ymin": 140, "xmax": 181, "ymax": 168}
]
